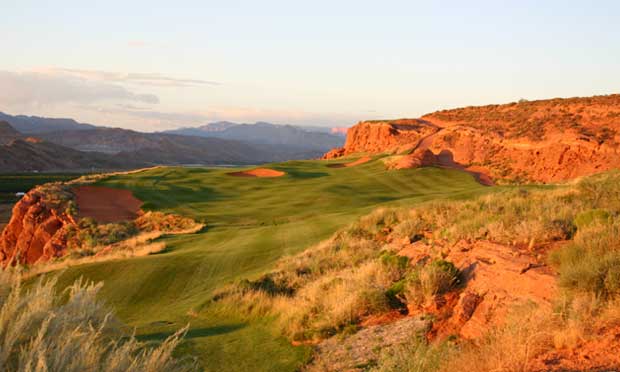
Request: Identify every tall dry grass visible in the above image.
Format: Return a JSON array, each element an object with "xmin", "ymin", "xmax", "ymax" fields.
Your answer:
[{"xmin": 0, "ymin": 269, "xmax": 195, "ymax": 372}]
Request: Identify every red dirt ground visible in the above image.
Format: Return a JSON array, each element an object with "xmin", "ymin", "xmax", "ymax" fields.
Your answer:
[
  {"xmin": 227, "ymin": 168, "xmax": 286, "ymax": 177},
  {"xmin": 73, "ymin": 185, "xmax": 143, "ymax": 224},
  {"xmin": 327, "ymin": 156, "xmax": 372, "ymax": 168}
]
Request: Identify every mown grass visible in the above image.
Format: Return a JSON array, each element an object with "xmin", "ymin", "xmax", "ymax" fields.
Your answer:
[
  {"xmin": 43, "ymin": 159, "xmax": 489, "ymax": 371},
  {"xmin": 0, "ymin": 173, "xmax": 80, "ymax": 204}
]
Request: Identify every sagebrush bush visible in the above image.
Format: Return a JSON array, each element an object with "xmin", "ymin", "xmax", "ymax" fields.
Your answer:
[
  {"xmin": 551, "ymin": 219, "xmax": 620, "ymax": 299},
  {"xmin": 404, "ymin": 260, "xmax": 460, "ymax": 308},
  {"xmin": 0, "ymin": 270, "xmax": 195, "ymax": 372}
]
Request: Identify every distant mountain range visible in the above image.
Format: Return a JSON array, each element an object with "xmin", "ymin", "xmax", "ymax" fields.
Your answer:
[
  {"xmin": 164, "ymin": 121, "xmax": 345, "ymax": 150},
  {"xmin": 0, "ymin": 112, "xmax": 346, "ymax": 172},
  {"xmin": 0, "ymin": 112, "xmax": 96, "ymax": 133}
]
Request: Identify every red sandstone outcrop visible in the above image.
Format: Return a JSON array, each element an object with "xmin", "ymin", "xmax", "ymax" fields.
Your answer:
[
  {"xmin": 323, "ymin": 119, "xmax": 438, "ymax": 159},
  {"xmin": 398, "ymin": 239, "xmax": 557, "ymax": 339},
  {"xmin": 323, "ymin": 95, "xmax": 620, "ymax": 183},
  {"xmin": 0, "ymin": 186, "xmax": 76, "ymax": 265}
]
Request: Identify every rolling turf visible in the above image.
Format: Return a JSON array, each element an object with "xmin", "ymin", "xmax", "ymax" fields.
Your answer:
[{"xmin": 52, "ymin": 158, "xmax": 492, "ymax": 371}]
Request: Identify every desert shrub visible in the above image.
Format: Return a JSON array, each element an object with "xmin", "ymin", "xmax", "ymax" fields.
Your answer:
[
  {"xmin": 404, "ymin": 260, "xmax": 460, "ymax": 308},
  {"xmin": 72, "ymin": 219, "xmax": 139, "ymax": 249},
  {"xmin": 574, "ymin": 208, "xmax": 611, "ymax": 230},
  {"xmin": 577, "ymin": 170, "xmax": 620, "ymax": 210},
  {"xmin": 550, "ymin": 219, "xmax": 620, "ymax": 299},
  {"xmin": 391, "ymin": 213, "xmax": 430, "ymax": 242},
  {"xmin": 0, "ymin": 270, "xmax": 194, "ymax": 372},
  {"xmin": 135, "ymin": 211, "xmax": 203, "ymax": 233}
]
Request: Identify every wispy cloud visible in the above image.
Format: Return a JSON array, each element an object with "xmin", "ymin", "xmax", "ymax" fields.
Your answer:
[
  {"xmin": 47, "ymin": 68, "xmax": 221, "ymax": 87},
  {"xmin": 0, "ymin": 70, "xmax": 159, "ymax": 109},
  {"xmin": 97, "ymin": 105, "xmax": 210, "ymax": 124}
]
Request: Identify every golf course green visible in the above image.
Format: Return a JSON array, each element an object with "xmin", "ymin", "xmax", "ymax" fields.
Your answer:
[{"xmin": 51, "ymin": 158, "xmax": 491, "ymax": 371}]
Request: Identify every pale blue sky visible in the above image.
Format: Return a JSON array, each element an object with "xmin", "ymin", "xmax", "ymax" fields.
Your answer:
[{"xmin": 1, "ymin": 0, "xmax": 619, "ymax": 130}]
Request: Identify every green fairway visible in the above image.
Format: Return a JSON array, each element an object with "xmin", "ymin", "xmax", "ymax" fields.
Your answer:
[
  {"xmin": 0, "ymin": 173, "xmax": 80, "ymax": 201},
  {"xmin": 52, "ymin": 158, "xmax": 492, "ymax": 371}
]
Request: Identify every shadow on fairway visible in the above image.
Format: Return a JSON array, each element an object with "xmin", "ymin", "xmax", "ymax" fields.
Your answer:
[{"xmin": 138, "ymin": 323, "xmax": 247, "ymax": 342}]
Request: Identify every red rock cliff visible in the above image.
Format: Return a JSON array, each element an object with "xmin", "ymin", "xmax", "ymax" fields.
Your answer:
[
  {"xmin": 323, "ymin": 95, "xmax": 620, "ymax": 183},
  {"xmin": 0, "ymin": 185, "xmax": 76, "ymax": 266}
]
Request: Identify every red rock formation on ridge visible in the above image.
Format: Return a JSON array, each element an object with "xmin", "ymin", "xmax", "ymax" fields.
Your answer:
[
  {"xmin": 0, "ymin": 186, "xmax": 76, "ymax": 265},
  {"xmin": 323, "ymin": 95, "xmax": 620, "ymax": 183},
  {"xmin": 323, "ymin": 119, "xmax": 438, "ymax": 159}
]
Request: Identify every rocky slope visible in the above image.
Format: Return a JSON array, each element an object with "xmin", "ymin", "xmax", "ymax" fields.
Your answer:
[
  {"xmin": 0, "ymin": 121, "xmax": 21, "ymax": 144},
  {"xmin": 0, "ymin": 184, "xmax": 76, "ymax": 265},
  {"xmin": 0, "ymin": 121, "xmax": 137, "ymax": 172},
  {"xmin": 324, "ymin": 95, "xmax": 620, "ymax": 183}
]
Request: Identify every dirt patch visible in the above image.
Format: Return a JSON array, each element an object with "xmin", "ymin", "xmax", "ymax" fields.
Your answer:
[
  {"xmin": 327, "ymin": 156, "xmax": 372, "ymax": 168},
  {"xmin": 73, "ymin": 185, "xmax": 143, "ymax": 224},
  {"xmin": 227, "ymin": 168, "xmax": 285, "ymax": 178}
]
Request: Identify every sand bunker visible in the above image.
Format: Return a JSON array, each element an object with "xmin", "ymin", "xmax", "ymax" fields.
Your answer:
[
  {"xmin": 228, "ymin": 168, "xmax": 285, "ymax": 178},
  {"xmin": 73, "ymin": 185, "xmax": 143, "ymax": 224},
  {"xmin": 327, "ymin": 156, "xmax": 372, "ymax": 168}
]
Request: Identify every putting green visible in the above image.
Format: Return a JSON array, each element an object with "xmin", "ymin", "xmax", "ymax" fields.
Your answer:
[{"xmin": 53, "ymin": 158, "xmax": 492, "ymax": 371}]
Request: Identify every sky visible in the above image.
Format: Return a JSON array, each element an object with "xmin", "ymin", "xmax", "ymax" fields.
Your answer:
[{"xmin": 1, "ymin": 0, "xmax": 619, "ymax": 131}]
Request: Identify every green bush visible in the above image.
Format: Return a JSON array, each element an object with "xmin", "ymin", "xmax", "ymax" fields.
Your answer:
[
  {"xmin": 574, "ymin": 209, "xmax": 611, "ymax": 230},
  {"xmin": 550, "ymin": 220, "xmax": 620, "ymax": 299}
]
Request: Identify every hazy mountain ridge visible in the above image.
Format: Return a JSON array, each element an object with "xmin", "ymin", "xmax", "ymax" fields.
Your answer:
[
  {"xmin": 165, "ymin": 121, "xmax": 345, "ymax": 150},
  {"xmin": 0, "ymin": 112, "xmax": 96, "ymax": 133},
  {"xmin": 0, "ymin": 114, "xmax": 337, "ymax": 172}
]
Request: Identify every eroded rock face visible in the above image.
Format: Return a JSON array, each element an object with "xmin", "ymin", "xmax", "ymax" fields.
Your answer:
[
  {"xmin": 398, "ymin": 240, "xmax": 558, "ymax": 340},
  {"xmin": 323, "ymin": 95, "xmax": 620, "ymax": 182},
  {"xmin": 340, "ymin": 119, "xmax": 438, "ymax": 156},
  {"xmin": 0, "ymin": 188, "xmax": 75, "ymax": 265}
]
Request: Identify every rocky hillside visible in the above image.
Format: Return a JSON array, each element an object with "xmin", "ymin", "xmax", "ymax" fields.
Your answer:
[
  {"xmin": 324, "ymin": 95, "xmax": 620, "ymax": 183},
  {"xmin": 37, "ymin": 127, "xmax": 313, "ymax": 163},
  {"xmin": 0, "ymin": 121, "xmax": 21, "ymax": 144},
  {"xmin": 0, "ymin": 121, "xmax": 137, "ymax": 172},
  {"xmin": 0, "ymin": 184, "xmax": 76, "ymax": 264}
]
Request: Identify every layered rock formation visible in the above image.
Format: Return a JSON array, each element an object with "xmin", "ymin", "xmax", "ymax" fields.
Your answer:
[
  {"xmin": 324, "ymin": 119, "xmax": 438, "ymax": 158},
  {"xmin": 0, "ymin": 185, "xmax": 76, "ymax": 265},
  {"xmin": 324, "ymin": 95, "xmax": 620, "ymax": 183}
]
